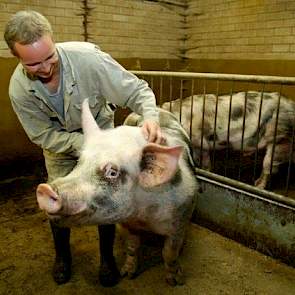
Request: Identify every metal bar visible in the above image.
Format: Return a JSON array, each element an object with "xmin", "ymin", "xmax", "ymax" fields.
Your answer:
[
  {"xmin": 159, "ymin": 76, "xmax": 163, "ymax": 105},
  {"xmin": 168, "ymin": 76, "xmax": 173, "ymax": 112},
  {"xmin": 225, "ymin": 83, "xmax": 234, "ymax": 177},
  {"xmin": 269, "ymin": 86, "xmax": 282, "ymax": 187},
  {"xmin": 238, "ymin": 90, "xmax": 248, "ymax": 180},
  {"xmin": 253, "ymin": 86, "xmax": 266, "ymax": 184},
  {"xmin": 211, "ymin": 81, "xmax": 220, "ymax": 171},
  {"xmin": 179, "ymin": 79, "xmax": 183, "ymax": 122},
  {"xmin": 150, "ymin": 76, "xmax": 154, "ymax": 90},
  {"xmin": 200, "ymin": 81, "xmax": 207, "ymax": 168},
  {"xmin": 189, "ymin": 79, "xmax": 195, "ymax": 139},
  {"xmin": 131, "ymin": 71, "xmax": 295, "ymax": 85},
  {"xmin": 195, "ymin": 167, "xmax": 295, "ymax": 208}
]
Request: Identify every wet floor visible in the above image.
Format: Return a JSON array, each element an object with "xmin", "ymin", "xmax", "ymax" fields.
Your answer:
[{"xmin": 0, "ymin": 176, "xmax": 294, "ymax": 295}]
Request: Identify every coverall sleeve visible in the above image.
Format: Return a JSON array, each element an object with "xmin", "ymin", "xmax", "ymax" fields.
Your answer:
[
  {"xmin": 95, "ymin": 51, "xmax": 159, "ymax": 124},
  {"xmin": 10, "ymin": 94, "xmax": 83, "ymax": 157}
]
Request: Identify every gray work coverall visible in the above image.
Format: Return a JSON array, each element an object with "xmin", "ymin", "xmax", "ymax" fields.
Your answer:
[{"xmin": 9, "ymin": 42, "xmax": 159, "ymax": 181}]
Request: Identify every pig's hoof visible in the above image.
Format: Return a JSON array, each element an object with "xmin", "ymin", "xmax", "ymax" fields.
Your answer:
[
  {"xmin": 52, "ymin": 257, "xmax": 71, "ymax": 285},
  {"xmin": 99, "ymin": 261, "xmax": 120, "ymax": 287},
  {"xmin": 165, "ymin": 269, "xmax": 185, "ymax": 286},
  {"xmin": 254, "ymin": 179, "xmax": 266, "ymax": 189},
  {"xmin": 254, "ymin": 175, "xmax": 268, "ymax": 189}
]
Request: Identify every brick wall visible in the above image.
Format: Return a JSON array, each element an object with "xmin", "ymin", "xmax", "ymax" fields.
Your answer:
[
  {"xmin": 186, "ymin": 0, "xmax": 295, "ymax": 60},
  {"xmin": 2, "ymin": 1, "xmax": 295, "ymax": 61},
  {"xmin": 0, "ymin": 0, "xmax": 186, "ymax": 59},
  {"xmin": 88, "ymin": 0, "xmax": 186, "ymax": 59}
]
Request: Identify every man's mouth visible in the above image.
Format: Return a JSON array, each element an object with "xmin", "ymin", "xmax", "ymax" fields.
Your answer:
[{"xmin": 38, "ymin": 71, "xmax": 52, "ymax": 79}]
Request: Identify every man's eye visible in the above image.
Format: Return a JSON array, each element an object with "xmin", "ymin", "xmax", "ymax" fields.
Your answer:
[
  {"xmin": 26, "ymin": 62, "xmax": 40, "ymax": 67},
  {"xmin": 46, "ymin": 54, "xmax": 54, "ymax": 60}
]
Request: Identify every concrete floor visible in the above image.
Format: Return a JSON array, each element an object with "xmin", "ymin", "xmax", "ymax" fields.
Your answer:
[{"xmin": 0, "ymin": 177, "xmax": 294, "ymax": 295}]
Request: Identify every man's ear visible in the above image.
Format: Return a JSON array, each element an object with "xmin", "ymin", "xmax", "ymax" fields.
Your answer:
[
  {"xmin": 138, "ymin": 143, "xmax": 183, "ymax": 188},
  {"xmin": 10, "ymin": 47, "xmax": 18, "ymax": 57}
]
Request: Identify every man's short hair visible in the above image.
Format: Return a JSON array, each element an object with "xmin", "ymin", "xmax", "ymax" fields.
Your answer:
[{"xmin": 4, "ymin": 10, "xmax": 53, "ymax": 54}]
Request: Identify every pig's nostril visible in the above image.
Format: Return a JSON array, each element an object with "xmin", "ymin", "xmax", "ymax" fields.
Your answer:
[
  {"xmin": 36, "ymin": 183, "xmax": 61, "ymax": 213},
  {"xmin": 49, "ymin": 195, "xmax": 58, "ymax": 201}
]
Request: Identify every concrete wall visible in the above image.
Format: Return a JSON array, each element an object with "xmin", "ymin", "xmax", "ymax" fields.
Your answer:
[{"xmin": 0, "ymin": 0, "xmax": 186, "ymax": 59}]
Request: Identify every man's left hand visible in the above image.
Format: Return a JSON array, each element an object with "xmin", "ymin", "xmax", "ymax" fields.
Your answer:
[{"xmin": 141, "ymin": 120, "xmax": 166, "ymax": 144}]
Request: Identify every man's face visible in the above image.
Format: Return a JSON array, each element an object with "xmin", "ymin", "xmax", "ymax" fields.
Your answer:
[{"xmin": 13, "ymin": 34, "xmax": 59, "ymax": 81}]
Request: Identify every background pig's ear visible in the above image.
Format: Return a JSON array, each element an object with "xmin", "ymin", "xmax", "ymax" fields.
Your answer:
[
  {"xmin": 138, "ymin": 143, "xmax": 183, "ymax": 188},
  {"xmin": 82, "ymin": 99, "xmax": 100, "ymax": 139}
]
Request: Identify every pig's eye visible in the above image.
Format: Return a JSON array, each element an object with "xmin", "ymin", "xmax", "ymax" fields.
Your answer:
[{"xmin": 103, "ymin": 163, "xmax": 120, "ymax": 179}]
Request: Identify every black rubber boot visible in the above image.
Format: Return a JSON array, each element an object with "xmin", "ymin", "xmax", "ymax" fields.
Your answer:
[
  {"xmin": 50, "ymin": 221, "xmax": 72, "ymax": 284},
  {"xmin": 98, "ymin": 224, "xmax": 120, "ymax": 287}
]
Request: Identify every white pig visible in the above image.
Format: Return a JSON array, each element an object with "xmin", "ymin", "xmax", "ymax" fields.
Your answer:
[{"xmin": 36, "ymin": 101, "xmax": 199, "ymax": 286}]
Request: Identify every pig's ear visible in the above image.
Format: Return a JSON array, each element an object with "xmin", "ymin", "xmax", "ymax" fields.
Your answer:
[
  {"xmin": 138, "ymin": 143, "xmax": 183, "ymax": 188},
  {"xmin": 82, "ymin": 99, "xmax": 100, "ymax": 139}
]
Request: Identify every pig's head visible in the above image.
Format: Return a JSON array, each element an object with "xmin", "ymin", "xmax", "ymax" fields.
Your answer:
[{"xmin": 36, "ymin": 100, "xmax": 183, "ymax": 227}]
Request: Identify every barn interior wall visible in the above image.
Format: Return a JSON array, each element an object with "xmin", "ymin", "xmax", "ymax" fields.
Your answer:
[
  {"xmin": 186, "ymin": 0, "xmax": 295, "ymax": 61},
  {"xmin": 185, "ymin": 0, "xmax": 295, "ymax": 75},
  {"xmin": 0, "ymin": 0, "xmax": 186, "ymax": 59},
  {"xmin": 1, "ymin": 0, "xmax": 295, "ymax": 180}
]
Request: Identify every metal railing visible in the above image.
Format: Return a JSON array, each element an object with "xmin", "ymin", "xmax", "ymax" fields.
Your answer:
[{"xmin": 131, "ymin": 71, "xmax": 295, "ymax": 203}]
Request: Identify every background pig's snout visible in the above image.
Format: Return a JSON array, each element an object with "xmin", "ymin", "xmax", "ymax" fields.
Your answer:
[{"xmin": 36, "ymin": 183, "xmax": 62, "ymax": 214}]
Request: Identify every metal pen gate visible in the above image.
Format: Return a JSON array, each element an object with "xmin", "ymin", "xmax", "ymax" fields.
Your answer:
[{"xmin": 131, "ymin": 70, "xmax": 295, "ymax": 266}]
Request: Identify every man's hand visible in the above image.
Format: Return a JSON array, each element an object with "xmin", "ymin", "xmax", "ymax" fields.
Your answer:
[{"xmin": 141, "ymin": 120, "xmax": 166, "ymax": 144}]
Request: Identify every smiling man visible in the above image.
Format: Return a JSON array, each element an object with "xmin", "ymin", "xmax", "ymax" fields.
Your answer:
[{"xmin": 4, "ymin": 10, "xmax": 164, "ymax": 287}]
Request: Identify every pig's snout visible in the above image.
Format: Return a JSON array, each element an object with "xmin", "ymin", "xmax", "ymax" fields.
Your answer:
[{"xmin": 36, "ymin": 183, "xmax": 62, "ymax": 214}]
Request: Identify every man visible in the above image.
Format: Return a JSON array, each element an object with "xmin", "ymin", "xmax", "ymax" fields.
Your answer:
[{"xmin": 4, "ymin": 10, "xmax": 164, "ymax": 287}]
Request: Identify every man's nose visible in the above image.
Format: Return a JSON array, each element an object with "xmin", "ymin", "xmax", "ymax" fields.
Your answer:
[{"xmin": 39, "ymin": 60, "xmax": 51, "ymax": 71}]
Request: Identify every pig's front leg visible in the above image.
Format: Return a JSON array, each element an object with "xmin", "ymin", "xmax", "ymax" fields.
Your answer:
[
  {"xmin": 191, "ymin": 137, "xmax": 211, "ymax": 170},
  {"xmin": 120, "ymin": 230, "xmax": 140, "ymax": 279},
  {"xmin": 255, "ymin": 143, "xmax": 282, "ymax": 189},
  {"xmin": 255, "ymin": 145, "xmax": 273, "ymax": 189},
  {"xmin": 254, "ymin": 173, "xmax": 269, "ymax": 189},
  {"xmin": 162, "ymin": 234, "xmax": 185, "ymax": 286},
  {"xmin": 98, "ymin": 224, "xmax": 120, "ymax": 287}
]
